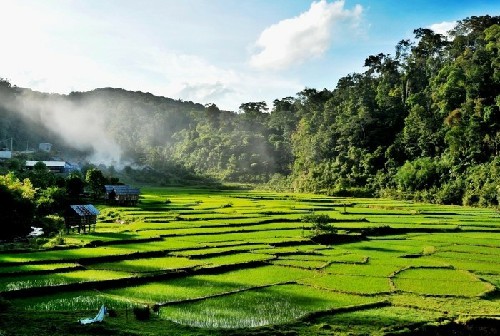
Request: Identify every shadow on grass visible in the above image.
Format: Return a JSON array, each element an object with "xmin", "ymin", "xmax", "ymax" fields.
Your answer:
[{"xmin": 357, "ymin": 246, "xmax": 403, "ymax": 253}]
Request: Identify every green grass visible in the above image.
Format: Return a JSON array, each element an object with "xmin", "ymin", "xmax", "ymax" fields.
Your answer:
[
  {"xmin": 299, "ymin": 274, "xmax": 391, "ymax": 294},
  {"xmin": 409, "ymin": 233, "xmax": 500, "ymax": 247},
  {"xmin": 441, "ymin": 259, "xmax": 500, "ymax": 274},
  {"xmin": 393, "ymin": 268, "xmax": 493, "ymax": 297},
  {"xmin": 478, "ymin": 274, "xmax": 500, "ymax": 288},
  {"xmin": 433, "ymin": 251, "xmax": 500, "ymax": 264},
  {"xmin": 274, "ymin": 253, "xmax": 332, "ymax": 261},
  {"xmin": 170, "ymin": 244, "xmax": 271, "ymax": 257},
  {"xmin": 1, "ymin": 186, "xmax": 499, "ymax": 335},
  {"xmin": 0, "ymin": 269, "xmax": 131, "ymax": 291},
  {"xmin": 391, "ymin": 293, "xmax": 500, "ymax": 315},
  {"xmin": 88, "ymin": 256, "xmax": 205, "ymax": 273},
  {"xmin": 13, "ymin": 290, "xmax": 134, "ymax": 311},
  {"xmin": 320, "ymin": 252, "xmax": 368, "ymax": 264},
  {"xmin": 102, "ymin": 265, "xmax": 316, "ymax": 305},
  {"xmin": 314, "ymin": 306, "xmax": 444, "ymax": 335},
  {"xmin": 325, "ymin": 262, "xmax": 401, "ymax": 277},
  {"xmin": 271, "ymin": 259, "xmax": 329, "ymax": 269},
  {"xmin": 194, "ymin": 252, "xmax": 275, "ymax": 266},
  {"xmin": 0, "ymin": 240, "xmax": 200, "ymax": 264},
  {"xmin": 441, "ymin": 244, "xmax": 500, "ymax": 255},
  {"xmin": 159, "ymin": 284, "xmax": 377, "ymax": 328},
  {"xmin": 0, "ymin": 263, "xmax": 79, "ymax": 274}
]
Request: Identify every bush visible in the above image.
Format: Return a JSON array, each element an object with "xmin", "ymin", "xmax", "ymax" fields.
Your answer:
[
  {"xmin": 436, "ymin": 179, "xmax": 464, "ymax": 205},
  {"xmin": 264, "ymin": 174, "xmax": 293, "ymax": 192},
  {"xmin": 35, "ymin": 186, "xmax": 66, "ymax": 217},
  {"xmin": 463, "ymin": 190, "xmax": 480, "ymax": 207},
  {"xmin": 326, "ymin": 186, "xmax": 373, "ymax": 197},
  {"xmin": 395, "ymin": 157, "xmax": 445, "ymax": 192},
  {"xmin": 413, "ymin": 187, "xmax": 440, "ymax": 203},
  {"xmin": 36, "ymin": 215, "xmax": 64, "ymax": 237},
  {"xmin": 43, "ymin": 236, "xmax": 65, "ymax": 248},
  {"xmin": 133, "ymin": 305, "xmax": 151, "ymax": 320},
  {"xmin": 462, "ymin": 158, "xmax": 500, "ymax": 207},
  {"xmin": 302, "ymin": 213, "xmax": 336, "ymax": 234}
]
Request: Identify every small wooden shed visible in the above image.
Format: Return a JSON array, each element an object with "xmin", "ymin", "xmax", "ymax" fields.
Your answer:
[
  {"xmin": 65, "ymin": 204, "xmax": 100, "ymax": 234},
  {"xmin": 104, "ymin": 185, "xmax": 140, "ymax": 205}
]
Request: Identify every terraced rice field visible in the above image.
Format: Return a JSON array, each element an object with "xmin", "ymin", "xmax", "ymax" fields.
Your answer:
[{"xmin": 0, "ymin": 187, "xmax": 499, "ymax": 335}]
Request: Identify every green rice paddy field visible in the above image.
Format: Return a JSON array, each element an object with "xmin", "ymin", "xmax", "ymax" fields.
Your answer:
[{"xmin": 0, "ymin": 187, "xmax": 499, "ymax": 335}]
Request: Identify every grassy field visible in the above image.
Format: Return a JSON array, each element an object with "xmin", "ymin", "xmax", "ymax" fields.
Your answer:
[{"xmin": 0, "ymin": 186, "xmax": 499, "ymax": 335}]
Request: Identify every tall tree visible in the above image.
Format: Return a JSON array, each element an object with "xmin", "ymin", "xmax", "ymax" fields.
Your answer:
[
  {"xmin": 85, "ymin": 168, "xmax": 106, "ymax": 200},
  {"xmin": 0, "ymin": 173, "xmax": 36, "ymax": 240}
]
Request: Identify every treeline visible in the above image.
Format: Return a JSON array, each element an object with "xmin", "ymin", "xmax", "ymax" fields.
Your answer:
[
  {"xmin": 0, "ymin": 15, "xmax": 499, "ymax": 207},
  {"xmin": 0, "ymin": 160, "xmax": 122, "ymax": 241},
  {"xmin": 283, "ymin": 15, "xmax": 500, "ymax": 207}
]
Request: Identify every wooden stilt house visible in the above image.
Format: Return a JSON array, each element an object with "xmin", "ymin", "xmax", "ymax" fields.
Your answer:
[
  {"xmin": 65, "ymin": 204, "xmax": 100, "ymax": 234},
  {"xmin": 104, "ymin": 185, "xmax": 140, "ymax": 205}
]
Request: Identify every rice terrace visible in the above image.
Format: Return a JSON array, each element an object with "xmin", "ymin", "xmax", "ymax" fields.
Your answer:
[{"xmin": 0, "ymin": 187, "xmax": 499, "ymax": 335}]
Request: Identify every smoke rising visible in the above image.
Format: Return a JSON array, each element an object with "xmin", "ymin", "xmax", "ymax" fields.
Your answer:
[{"xmin": 6, "ymin": 89, "xmax": 123, "ymax": 166}]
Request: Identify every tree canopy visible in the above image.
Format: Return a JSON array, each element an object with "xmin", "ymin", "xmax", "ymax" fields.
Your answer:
[{"xmin": 0, "ymin": 173, "xmax": 36, "ymax": 240}]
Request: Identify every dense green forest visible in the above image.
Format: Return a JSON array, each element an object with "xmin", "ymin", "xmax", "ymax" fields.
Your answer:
[{"xmin": 1, "ymin": 15, "xmax": 499, "ymax": 207}]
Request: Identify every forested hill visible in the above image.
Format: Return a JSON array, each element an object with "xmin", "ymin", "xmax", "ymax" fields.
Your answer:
[{"xmin": 1, "ymin": 15, "xmax": 499, "ymax": 206}]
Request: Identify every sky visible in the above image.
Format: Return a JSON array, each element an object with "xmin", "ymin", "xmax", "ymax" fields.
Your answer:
[{"xmin": 0, "ymin": 0, "xmax": 499, "ymax": 111}]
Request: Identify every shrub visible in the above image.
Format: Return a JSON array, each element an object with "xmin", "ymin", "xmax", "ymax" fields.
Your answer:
[
  {"xmin": 462, "ymin": 158, "xmax": 500, "ymax": 207},
  {"xmin": 395, "ymin": 157, "xmax": 445, "ymax": 192},
  {"xmin": 436, "ymin": 179, "xmax": 464, "ymax": 205},
  {"xmin": 36, "ymin": 215, "xmax": 64, "ymax": 237},
  {"xmin": 44, "ymin": 236, "xmax": 65, "ymax": 248},
  {"xmin": 326, "ymin": 186, "xmax": 373, "ymax": 198},
  {"xmin": 35, "ymin": 186, "xmax": 66, "ymax": 217},
  {"xmin": 264, "ymin": 174, "xmax": 293, "ymax": 192},
  {"xmin": 302, "ymin": 213, "xmax": 336, "ymax": 234}
]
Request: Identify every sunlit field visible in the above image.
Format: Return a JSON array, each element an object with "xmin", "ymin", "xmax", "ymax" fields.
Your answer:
[{"xmin": 1, "ymin": 187, "xmax": 499, "ymax": 335}]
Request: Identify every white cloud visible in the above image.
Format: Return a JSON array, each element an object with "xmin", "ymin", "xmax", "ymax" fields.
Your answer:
[
  {"xmin": 0, "ymin": 1, "xmax": 304, "ymax": 111},
  {"xmin": 428, "ymin": 21, "xmax": 456, "ymax": 37},
  {"xmin": 250, "ymin": 0, "xmax": 362, "ymax": 70},
  {"xmin": 176, "ymin": 82, "xmax": 234, "ymax": 104}
]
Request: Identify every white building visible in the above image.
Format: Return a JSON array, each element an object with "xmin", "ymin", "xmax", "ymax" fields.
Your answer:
[
  {"xmin": 0, "ymin": 151, "xmax": 12, "ymax": 159},
  {"xmin": 25, "ymin": 160, "xmax": 71, "ymax": 173}
]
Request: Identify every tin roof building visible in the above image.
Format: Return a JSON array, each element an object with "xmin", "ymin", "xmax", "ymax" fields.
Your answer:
[{"xmin": 65, "ymin": 204, "xmax": 100, "ymax": 234}]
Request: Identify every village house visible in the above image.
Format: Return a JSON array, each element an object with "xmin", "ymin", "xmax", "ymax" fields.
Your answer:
[{"xmin": 105, "ymin": 185, "xmax": 140, "ymax": 205}]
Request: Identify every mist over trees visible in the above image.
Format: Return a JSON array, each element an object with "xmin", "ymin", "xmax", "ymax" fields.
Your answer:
[{"xmin": 1, "ymin": 15, "xmax": 499, "ymax": 207}]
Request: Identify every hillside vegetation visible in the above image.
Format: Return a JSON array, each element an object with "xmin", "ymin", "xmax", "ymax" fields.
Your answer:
[{"xmin": 0, "ymin": 15, "xmax": 499, "ymax": 206}]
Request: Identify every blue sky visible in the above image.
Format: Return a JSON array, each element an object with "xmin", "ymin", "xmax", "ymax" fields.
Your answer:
[{"xmin": 0, "ymin": 0, "xmax": 499, "ymax": 111}]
